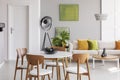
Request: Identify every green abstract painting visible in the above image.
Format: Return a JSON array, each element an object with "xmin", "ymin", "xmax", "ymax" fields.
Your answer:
[{"xmin": 59, "ymin": 4, "xmax": 79, "ymax": 21}]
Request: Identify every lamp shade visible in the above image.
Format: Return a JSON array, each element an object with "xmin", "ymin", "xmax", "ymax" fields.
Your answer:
[
  {"xmin": 95, "ymin": 14, "xmax": 108, "ymax": 21},
  {"xmin": 40, "ymin": 16, "xmax": 52, "ymax": 31}
]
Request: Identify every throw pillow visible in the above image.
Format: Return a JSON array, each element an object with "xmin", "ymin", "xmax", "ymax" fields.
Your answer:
[
  {"xmin": 88, "ymin": 40, "xmax": 98, "ymax": 50},
  {"xmin": 115, "ymin": 41, "xmax": 120, "ymax": 50},
  {"xmin": 77, "ymin": 40, "xmax": 88, "ymax": 50}
]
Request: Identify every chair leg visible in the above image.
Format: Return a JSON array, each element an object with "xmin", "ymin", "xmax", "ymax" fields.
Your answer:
[
  {"xmin": 58, "ymin": 66, "xmax": 61, "ymax": 80},
  {"xmin": 21, "ymin": 69, "xmax": 23, "ymax": 80},
  {"xmin": 65, "ymin": 72, "xmax": 68, "ymax": 80},
  {"xmin": 42, "ymin": 76, "xmax": 45, "ymax": 80},
  {"xmin": 88, "ymin": 74, "xmax": 90, "ymax": 80},
  {"xmin": 14, "ymin": 68, "xmax": 17, "ymax": 80},
  {"xmin": 62, "ymin": 58, "xmax": 65, "ymax": 78},
  {"xmin": 48, "ymin": 74, "xmax": 51, "ymax": 80},
  {"xmin": 80, "ymin": 75, "xmax": 81, "ymax": 80},
  {"xmin": 29, "ymin": 77, "xmax": 32, "ymax": 80},
  {"xmin": 45, "ymin": 66, "xmax": 48, "ymax": 80},
  {"xmin": 52, "ymin": 66, "xmax": 54, "ymax": 78},
  {"xmin": 63, "ymin": 65, "xmax": 65, "ymax": 78},
  {"xmin": 77, "ymin": 74, "xmax": 80, "ymax": 80},
  {"xmin": 37, "ymin": 76, "xmax": 39, "ymax": 80},
  {"xmin": 34, "ymin": 77, "xmax": 36, "ymax": 80}
]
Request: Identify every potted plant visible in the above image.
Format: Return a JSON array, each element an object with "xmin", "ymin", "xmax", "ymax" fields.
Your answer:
[{"xmin": 52, "ymin": 31, "xmax": 70, "ymax": 50}]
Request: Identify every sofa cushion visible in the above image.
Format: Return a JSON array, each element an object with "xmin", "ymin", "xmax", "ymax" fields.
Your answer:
[
  {"xmin": 72, "ymin": 40, "xmax": 78, "ymax": 50},
  {"xmin": 98, "ymin": 50, "xmax": 120, "ymax": 55},
  {"xmin": 72, "ymin": 50, "xmax": 98, "ymax": 54},
  {"xmin": 115, "ymin": 41, "xmax": 120, "ymax": 50},
  {"xmin": 78, "ymin": 40, "xmax": 88, "ymax": 50},
  {"xmin": 98, "ymin": 41, "xmax": 115, "ymax": 50},
  {"xmin": 88, "ymin": 40, "xmax": 98, "ymax": 50}
]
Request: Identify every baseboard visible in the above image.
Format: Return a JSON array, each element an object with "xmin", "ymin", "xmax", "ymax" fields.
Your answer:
[{"xmin": 0, "ymin": 61, "xmax": 5, "ymax": 68}]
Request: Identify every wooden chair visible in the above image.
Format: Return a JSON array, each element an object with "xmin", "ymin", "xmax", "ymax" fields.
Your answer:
[
  {"xmin": 26, "ymin": 54, "xmax": 52, "ymax": 80},
  {"xmin": 45, "ymin": 47, "xmax": 66, "ymax": 79},
  {"xmin": 14, "ymin": 48, "xmax": 27, "ymax": 80},
  {"xmin": 65, "ymin": 53, "xmax": 90, "ymax": 80}
]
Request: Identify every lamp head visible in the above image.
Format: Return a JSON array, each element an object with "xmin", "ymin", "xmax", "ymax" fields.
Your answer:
[{"xmin": 40, "ymin": 16, "xmax": 52, "ymax": 31}]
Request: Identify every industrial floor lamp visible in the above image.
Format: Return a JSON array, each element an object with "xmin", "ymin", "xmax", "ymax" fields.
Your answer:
[{"xmin": 40, "ymin": 16, "xmax": 52, "ymax": 50}]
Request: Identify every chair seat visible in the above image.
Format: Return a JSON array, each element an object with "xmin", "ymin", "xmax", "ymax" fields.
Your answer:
[
  {"xmin": 30, "ymin": 69, "xmax": 52, "ymax": 76},
  {"xmin": 45, "ymin": 62, "xmax": 63, "ymax": 66},
  {"xmin": 17, "ymin": 65, "xmax": 27, "ymax": 69},
  {"xmin": 66, "ymin": 67, "xmax": 87, "ymax": 74}
]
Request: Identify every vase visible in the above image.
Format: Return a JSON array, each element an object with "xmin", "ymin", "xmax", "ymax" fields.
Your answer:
[{"xmin": 101, "ymin": 48, "xmax": 107, "ymax": 57}]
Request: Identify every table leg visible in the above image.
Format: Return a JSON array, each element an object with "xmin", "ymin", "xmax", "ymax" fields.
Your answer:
[
  {"xmin": 65, "ymin": 57, "xmax": 68, "ymax": 67},
  {"xmin": 102, "ymin": 60, "xmax": 105, "ymax": 65},
  {"xmin": 117, "ymin": 59, "xmax": 119, "ymax": 68},
  {"xmin": 56, "ymin": 59, "xmax": 60, "ymax": 80},
  {"xmin": 64, "ymin": 57, "xmax": 70, "ymax": 80},
  {"xmin": 93, "ymin": 58, "xmax": 95, "ymax": 69}
]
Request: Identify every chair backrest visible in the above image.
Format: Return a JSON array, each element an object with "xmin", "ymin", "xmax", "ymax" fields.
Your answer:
[
  {"xmin": 16, "ymin": 48, "xmax": 27, "ymax": 58},
  {"xmin": 26, "ymin": 54, "xmax": 44, "ymax": 65},
  {"xmin": 73, "ymin": 53, "xmax": 89, "ymax": 64},
  {"xmin": 55, "ymin": 27, "xmax": 70, "ymax": 37}
]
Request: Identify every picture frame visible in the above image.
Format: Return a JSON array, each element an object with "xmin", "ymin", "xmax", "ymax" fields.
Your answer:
[{"xmin": 59, "ymin": 4, "xmax": 79, "ymax": 21}]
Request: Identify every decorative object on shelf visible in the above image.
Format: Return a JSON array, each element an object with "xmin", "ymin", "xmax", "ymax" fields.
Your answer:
[
  {"xmin": 40, "ymin": 16, "xmax": 52, "ymax": 50},
  {"xmin": 101, "ymin": 48, "xmax": 107, "ymax": 57},
  {"xmin": 44, "ymin": 47, "xmax": 57, "ymax": 54},
  {"xmin": 59, "ymin": 4, "xmax": 79, "ymax": 21},
  {"xmin": 0, "ymin": 23, "xmax": 5, "ymax": 31}
]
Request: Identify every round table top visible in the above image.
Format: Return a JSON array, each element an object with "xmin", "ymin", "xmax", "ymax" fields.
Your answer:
[
  {"xmin": 29, "ymin": 51, "xmax": 72, "ymax": 59},
  {"xmin": 93, "ymin": 55, "xmax": 119, "ymax": 60}
]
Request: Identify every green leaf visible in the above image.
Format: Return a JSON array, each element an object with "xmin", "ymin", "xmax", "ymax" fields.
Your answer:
[{"xmin": 52, "ymin": 30, "xmax": 70, "ymax": 47}]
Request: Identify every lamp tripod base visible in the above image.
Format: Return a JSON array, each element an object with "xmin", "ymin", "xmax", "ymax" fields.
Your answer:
[{"xmin": 42, "ymin": 32, "xmax": 52, "ymax": 50}]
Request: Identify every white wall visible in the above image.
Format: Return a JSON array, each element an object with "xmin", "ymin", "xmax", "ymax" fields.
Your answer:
[
  {"xmin": 102, "ymin": 0, "xmax": 115, "ymax": 41},
  {"xmin": 115, "ymin": 0, "xmax": 120, "ymax": 40},
  {"xmin": 0, "ymin": 0, "xmax": 40, "ymax": 60},
  {"xmin": 40, "ymin": 0, "xmax": 100, "ymax": 48}
]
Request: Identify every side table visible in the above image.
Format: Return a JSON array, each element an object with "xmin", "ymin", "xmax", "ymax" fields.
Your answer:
[{"xmin": 92, "ymin": 55, "xmax": 119, "ymax": 69}]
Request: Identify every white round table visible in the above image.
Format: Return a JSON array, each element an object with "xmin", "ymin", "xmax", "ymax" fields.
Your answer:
[
  {"xmin": 35, "ymin": 51, "xmax": 72, "ymax": 58},
  {"xmin": 28, "ymin": 51, "xmax": 72, "ymax": 80}
]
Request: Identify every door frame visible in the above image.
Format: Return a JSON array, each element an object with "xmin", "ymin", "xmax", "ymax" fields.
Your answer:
[{"xmin": 7, "ymin": 4, "xmax": 30, "ymax": 60}]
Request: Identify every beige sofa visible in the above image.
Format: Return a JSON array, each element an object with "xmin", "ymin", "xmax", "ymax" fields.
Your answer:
[{"xmin": 69, "ymin": 40, "xmax": 120, "ymax": 58}]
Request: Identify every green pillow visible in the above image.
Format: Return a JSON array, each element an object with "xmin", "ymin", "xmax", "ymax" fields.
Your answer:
[{"xmin": 88, "ymin": 40, "xmax": 98, "ymax": 50}]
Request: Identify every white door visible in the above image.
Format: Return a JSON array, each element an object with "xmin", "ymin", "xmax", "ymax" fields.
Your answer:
[{"xmin": 8, "ymin": 5, "xmax": 29, "ymax": 60}]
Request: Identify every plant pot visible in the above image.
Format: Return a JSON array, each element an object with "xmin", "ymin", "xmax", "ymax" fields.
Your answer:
[{"xmin": 52, "ymin": 46, "xmax": 65, "ymax": 51}]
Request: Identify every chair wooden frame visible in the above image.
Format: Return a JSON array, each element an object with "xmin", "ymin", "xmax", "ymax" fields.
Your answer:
[
  {"xmin": 14, "ymin": 48, "xmax": 27, "ymax": 80},
  {"xmin": 45, "ymin": 58, "xmax": 65, "ymax": 79},
  {"xmin": 45, "ymin": 48, "xmax": 66, "ymax": 79},
  {"xmin": 26, "ymin": 54, "xmax": 51, "ymax": 80},
  {"xmin": 65, "ymin": 53, "xmax": 90, "ymax": 80}
]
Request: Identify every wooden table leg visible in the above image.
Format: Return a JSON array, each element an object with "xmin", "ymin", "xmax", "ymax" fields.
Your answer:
[
  {"xmin": 64, "ymin": 57, "xmax": 70, "ymax": 80},
  {"xmin": 56, "ymin": 58, "xmax": 60, "ymax": 80},
  {"xmin": 65, "ymin": 57, "xmax": 68, "ymax": 67}
]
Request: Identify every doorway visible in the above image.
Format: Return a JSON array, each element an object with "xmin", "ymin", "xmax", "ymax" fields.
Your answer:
[{"xmin": 8, "ymin": 5, "xmax": 29, "ymax": 60}]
